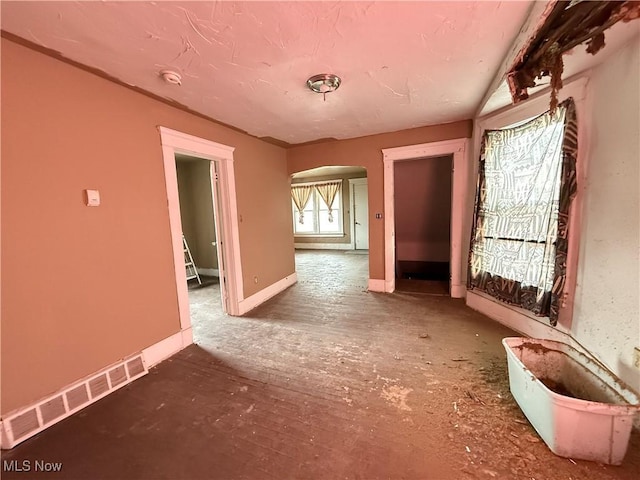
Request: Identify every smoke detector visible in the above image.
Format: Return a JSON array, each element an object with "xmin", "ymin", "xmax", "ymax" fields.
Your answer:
[{"xmin": 160, "ymin": 70, "xmax": 182, "ymax": 86}]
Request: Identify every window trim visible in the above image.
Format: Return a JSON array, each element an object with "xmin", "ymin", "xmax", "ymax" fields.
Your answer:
[{"xmin": 474, "ymin": 76, "xmax": 589, "ymax": 329}]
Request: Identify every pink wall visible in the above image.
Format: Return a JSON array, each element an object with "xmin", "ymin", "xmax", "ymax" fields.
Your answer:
[
  {"xmin": 394, "ymin": 156, "xmax": 452, "ymax": 262},
  {"xmin": 1, "ymin": 39, "xmax": 294, "ymax": 414},
  {"xmin": 287, "ymin": 123, "xmax": 472, "ymax": 280}
]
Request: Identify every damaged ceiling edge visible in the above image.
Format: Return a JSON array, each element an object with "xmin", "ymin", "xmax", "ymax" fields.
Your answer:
[
  {"xmin": 506, "ymin": 0, "xmax": 640, "ymax": 111},
  {"xmin": 477, "ymin": 70, "xmax": 589, "ymax": 127},
  {"xmin": 474, "ymin": 0, "xmax": 556, "ymax": 118}
]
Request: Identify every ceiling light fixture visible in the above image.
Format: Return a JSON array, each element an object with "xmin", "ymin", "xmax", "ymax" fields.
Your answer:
[{"xmin": 306, "ymin": 73, "xmax": 341, "ymax": 101}]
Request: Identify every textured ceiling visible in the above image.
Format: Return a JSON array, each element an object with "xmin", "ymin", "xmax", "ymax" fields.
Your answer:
[{"xmin": 1, "ymin": 1, "xmax": 534, "ymax": 144}]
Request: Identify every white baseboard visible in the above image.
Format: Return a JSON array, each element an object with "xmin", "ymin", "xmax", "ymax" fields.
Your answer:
[
  {"xmin": 0, "ymin": 356, "xmax": 147, "ymax": 450},
  {"xmin": 295, "ymin": 243, "xmax": 354, "ymax": 250},
  {"xmin": 0, "ymin": 327, "xmax": 192, "ymax": 450},
  {"xmin": 368, "ymin": 279, "xmax": 386, "ymax": 292},
  {"xmin": 238, "ymin": 273, "xmax": 298, "ymax": 315},
  {"xmin": 451, "ymin": 284, "xmax": 466, "ymax": 299},
  {"xmin": 196, "ymin": 268, "xmax": 219, "ymax": 276},
  {"xmin": 385, "ymin": 279, "xmax": 395, "ymax": 293},
  {"xmin": 0, "ymin": 421, "xmax": 6, "ymax": 450},
  {"xmin": 181, "ymin": 327, "xmax": 193, "ymax": 348},
  {"xmin": 466, "ymin": 290, "xmax": 566, "ymax": 342},
  {"xmin": 142, "ymin": 328, "xmax": 193, "ymax": 368}
]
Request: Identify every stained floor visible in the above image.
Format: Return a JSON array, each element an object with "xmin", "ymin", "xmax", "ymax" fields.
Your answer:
[{"xmin": 1, "ymin": 251, "xmax": 639, "ymax": 479}]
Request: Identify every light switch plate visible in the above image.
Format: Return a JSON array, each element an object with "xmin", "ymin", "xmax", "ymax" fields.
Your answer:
[{"xmin": 85, "ymin": 189, "xmax": 100, "ymax": 207}]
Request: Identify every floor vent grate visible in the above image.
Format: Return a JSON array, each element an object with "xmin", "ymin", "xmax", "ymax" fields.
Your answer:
[{"xmin": 1, "ymin": 353, "xmax": 147, "ymax": 449}]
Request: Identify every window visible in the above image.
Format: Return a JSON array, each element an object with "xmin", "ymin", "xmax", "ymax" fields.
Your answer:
[
  {"xmin": 291, "ymin": 181, "xmax": 343, "ymax": 235},
  {"xmin": 468, "ymin": 99, "xmax": 577, "ymax": 325}
]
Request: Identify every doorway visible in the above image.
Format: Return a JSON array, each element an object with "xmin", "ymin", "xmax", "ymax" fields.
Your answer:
[
  {"xmin": 382, "ymin": 138, "xmax": 468, "ymax": 297},
  {"xmin": 349, "ymin": 178, "xmax": 369, "ymax": 251},
  {"xmin": 175, "ymin": 155, "xmax": 226, "ymax": 335},
  {"xmin": 290, "ymin": 166, "xmax": 369, "ymax": 287},
  {"xmin": 393, "ymin": 156, "xmax": 452, "ymax": 295},
  {"xmin": 159, "ymin": 126, "xmax": 244, "ymax": 351}
]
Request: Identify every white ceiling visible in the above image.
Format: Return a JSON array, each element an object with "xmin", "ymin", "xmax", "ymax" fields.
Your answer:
[
  {"xmin": 5, "ymin": 2, "xmax": 637, "ymax": 143},
  {"xmin": 2, "ymin": 1, "xmax": 535, "ymax": 144}
]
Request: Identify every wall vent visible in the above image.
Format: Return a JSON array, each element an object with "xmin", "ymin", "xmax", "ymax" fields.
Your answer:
[
  {"xmin": 9, "ymin": 410, "xmax": 39, "ymax": 441},
  {"xmin": 0, "ymin": 354, "xmax": 147, "ymax": 449},
  {"xmin": 127, "ymin": 356, "xmax": 145, "ymax": 377},
  {"xmin": 66, "ymin": 384, "xmax": 89, "ymax": 411},
  {"xmin": 109, "ymin": 365, "xmax": 127, "ymax": 387},
  {"xmin": 40, "ymin": 396, "xmax": 66, "ymax": 425},
  {"xmin": 89, "ymin": 374, "xmax": 110, "ymax": 398}
]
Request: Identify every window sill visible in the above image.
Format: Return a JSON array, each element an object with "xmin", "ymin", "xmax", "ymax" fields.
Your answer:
[{"xmin": 294, "ymin": 234, "xmax": 345, "ymax": 238}]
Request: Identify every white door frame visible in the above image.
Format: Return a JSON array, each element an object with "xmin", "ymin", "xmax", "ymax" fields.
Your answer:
[
  {"xmin": 159, "ymin": 127, "xmax": 244, "ymax": 341},
  {"xmin": 382, "ymin": 138, "xmax": 468, "ymax": 297},
  {"xmin": 348, "ymin": 177, "xmax": 368, "ymax": 250},
  {"xmin": 208, "ymin": 161, "xmax": 229, "ymax": 308}
]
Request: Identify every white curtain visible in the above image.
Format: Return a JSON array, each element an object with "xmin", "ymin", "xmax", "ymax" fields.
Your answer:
[
  {"xmin": 291, "ymin": 185, "xmax": 314, "ymax": 224},
  {"xmin": 315, "ymin": 181, "xmax": 341, "ymax": 222},
  {"xmin": 471, "ymin": 108, "xmax": 566, "ymax": 293}
]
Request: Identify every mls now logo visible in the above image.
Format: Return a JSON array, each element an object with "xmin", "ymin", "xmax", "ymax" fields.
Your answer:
[{"xmin": 3, "ymin": 459, "xmax": 63, "ymax": 472}]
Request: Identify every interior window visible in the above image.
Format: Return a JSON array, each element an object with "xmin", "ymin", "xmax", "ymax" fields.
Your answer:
[
  {"xmin": 292, "ymin": 182, "xmax": 343, "ymax": 236},
  {"xmin": 468, "ymin": 99, "xmax": 578, "ymax": 325}
]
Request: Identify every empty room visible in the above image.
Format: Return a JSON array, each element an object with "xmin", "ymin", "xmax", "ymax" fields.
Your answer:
[{"xmin": 1, "ymin": 1, "xmax": 639, "ymax": 479}]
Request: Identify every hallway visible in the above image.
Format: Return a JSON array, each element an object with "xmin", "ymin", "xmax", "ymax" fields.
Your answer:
[{"xmin": 2, "ymin": 251, "xmax": 638, "ymax": 479}]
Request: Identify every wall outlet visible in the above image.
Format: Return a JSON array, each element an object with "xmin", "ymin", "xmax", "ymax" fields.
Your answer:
[{"xmin": 634, "ymin": 347, "xmax": 640, "ymax": 369}]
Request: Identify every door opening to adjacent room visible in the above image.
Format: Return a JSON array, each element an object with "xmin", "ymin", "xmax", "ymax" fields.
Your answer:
[
  {"xmin": 159, "ymin": 126, "xmax": 243, "ymax": 344},
  {"xmin": 175, "ymin": 154, "xmax": 227, "ymax": 339},
  {"xmin": 382, "ymin": 138, "xmax": 468, "ymax": 297},
  {"xmin": 393, "ymin": 155, "xmax": 453, "ymax": 295},
  {"xmin": 290, "ymin": 166, "xmax": 369, "ymax": 288}
]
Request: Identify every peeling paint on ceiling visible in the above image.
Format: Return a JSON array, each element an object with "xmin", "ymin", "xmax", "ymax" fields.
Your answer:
[{"xmin": 2, "ymin": 1, "xmax": 534, "ymax": 144}]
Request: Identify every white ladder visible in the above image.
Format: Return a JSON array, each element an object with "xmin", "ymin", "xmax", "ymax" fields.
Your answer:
[{"xmin": 183, "ymin": 234, "xmax": 202, "ymax": 285}]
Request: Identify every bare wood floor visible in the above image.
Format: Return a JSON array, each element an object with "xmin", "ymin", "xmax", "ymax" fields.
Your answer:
[{"xmin": 2, "ymin": 251, "xmax": 638, "ymax": 479}]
